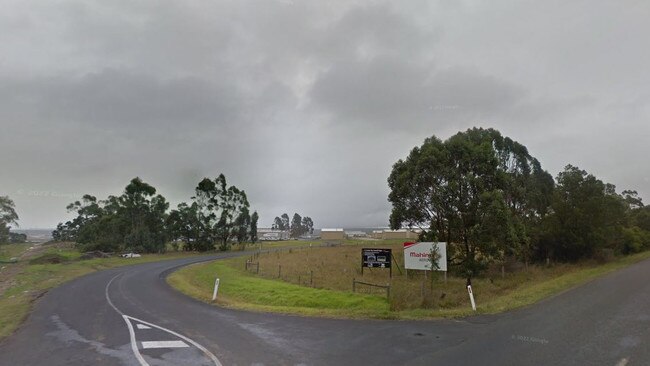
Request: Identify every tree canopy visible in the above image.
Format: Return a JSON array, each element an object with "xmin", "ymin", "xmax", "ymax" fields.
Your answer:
[
  {"xmin": 388, "ymin": 128, "xmax": 554, "ymax": 279},
  {"xmin": 539, "ymin": 165, "xmax": 641, "ymax": 260},
  {"xmin": 389, "ymin": 128, "xmax": 650, "ymax": 279},
  {"xmin": 272, "ymin": 212, "xmax": 315, "ymax": 238},
  {"xmin": 0, "ymin": 196, "xmax": 21, "ymax": 243},
  {"xmin": 53, "ymin": 175, "xmax": 258, "ymax": 253}
]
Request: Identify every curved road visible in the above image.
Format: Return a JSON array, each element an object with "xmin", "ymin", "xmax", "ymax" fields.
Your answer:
[{"xmin": 1, "ymin": 253, "xmax": 649, "ymax": 365}]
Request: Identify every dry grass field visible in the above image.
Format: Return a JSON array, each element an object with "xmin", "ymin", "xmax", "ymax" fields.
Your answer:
[
  {"xmin": 233, "ymin": 239, "xmax": 650, "ymax": 313},
  {"xmin": 170, "ymin": 240, "xmax": 650, "ymax": 318},
  {"xmin": 248, "ymin": 240, "xmax": 484, "ymax": 311}
]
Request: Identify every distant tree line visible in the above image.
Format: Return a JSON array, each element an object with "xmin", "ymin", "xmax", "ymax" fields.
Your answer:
[
  {"xmin": 0, "ymin": 196, "xmax": 26, "ymax": 243},
  {"xmin": 52, "ymin": 174, "xmax": 258, "ymax": 253},
  {"xmin": 388, "ymin": 128, "xmax": 650, "ymax": 280},
  {"xmin": 271, "ymin": 212, "xmax": 314, "ymax": 238}
]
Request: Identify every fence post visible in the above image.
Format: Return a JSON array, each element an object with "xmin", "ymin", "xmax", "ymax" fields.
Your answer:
[
  {"xmin": 278, "ymin": 264, "xmax": 281, "ymax": 278},
  {"xmin": 352, "ymin": 278, "xmax": 356, "ymax": 293},
  {"xmin": 387, "ymin": 284, "xmax": 390, "ymax": 299},
  {"xmin": 310, "ymin": 270, "xmax": 313, "ymax": 287}
]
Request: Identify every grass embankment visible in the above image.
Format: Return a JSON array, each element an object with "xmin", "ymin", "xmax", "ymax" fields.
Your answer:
[
  {"xmin": 0, "ymin": 243, "xmax": 32, "ymax": 262},
  {"xmin": 169, "ymin": 256, "xmax": 391, "ymax": 318},
  {"xmin": 169, "ymin": 240, "xmax": 650, "ymax": 319},
  {"xmin": 0, "ymin": 243, "xmax": 203, "ymax": 339}
]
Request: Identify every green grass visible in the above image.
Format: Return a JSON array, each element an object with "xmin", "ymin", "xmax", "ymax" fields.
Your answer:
[
  {"xmin": 0, "ymin": 247, "xmax": 204, "ymax": 339},
  {"xmin": 0, "ymin": 243, "xmax": 32, "ymax": 261},
  {"xmin": 168, "ymin": 249, "xmax": 650, "ymax": 320},
  {"xmin": 168, "ymin": 256, "xmax": 391, "ymax": 318}
]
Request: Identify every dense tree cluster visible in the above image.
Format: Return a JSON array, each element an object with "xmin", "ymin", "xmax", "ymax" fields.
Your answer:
[
  {"xmin": 271, "ymin": 212, "xmax": 314, "ymax": 238},
  {"xmin": 388, "ymin": 128, "xmax": 650, "ymax": 280},
  {"xmin": 0, "ymin": 196, "xmax": 25, "ymax": 243},
  {"xmin": 53, "ymin": 175, "xmax": 258, "ymax": 253},
  {"xmin": 539, "ymin": 168, "xmax": 649, "ymax": 261}
]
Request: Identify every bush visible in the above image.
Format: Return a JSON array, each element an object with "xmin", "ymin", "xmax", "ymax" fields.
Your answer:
[{"xmin": 621, "ymin": 226, "xmax": 650, "ymax": 254}]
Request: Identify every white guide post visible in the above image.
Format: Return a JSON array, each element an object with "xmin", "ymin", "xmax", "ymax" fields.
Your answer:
[
  {"xmin": 212, "ymin": 278, "xmax": 220, "ymax": 301},
  {"xmin": 467, "ymin": 285, "xmax": 477, "ymax": 311}
]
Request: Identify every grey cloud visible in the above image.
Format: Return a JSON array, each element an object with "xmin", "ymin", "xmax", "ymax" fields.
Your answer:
[
  {"xmin": 1, "ymin": 70, "xmax": 241, "ymax": 130},
  {"xmin": 309, "ymin": 56, "xmax": 523, "ymax": 133},
  {"xmin": 2, "ymin": 0, "xmax": 650, "ymax": 228}
]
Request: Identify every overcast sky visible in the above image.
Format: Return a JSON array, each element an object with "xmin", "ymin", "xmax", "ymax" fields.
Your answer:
[{"xmin": 1, "ymin": 0, "xmax": 649, "ymax": 229}]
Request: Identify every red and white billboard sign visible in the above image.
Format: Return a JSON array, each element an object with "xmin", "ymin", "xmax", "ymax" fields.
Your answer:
[{"xmin": 403, "ymin": 242, "xmax": 447, "ymax": 271}]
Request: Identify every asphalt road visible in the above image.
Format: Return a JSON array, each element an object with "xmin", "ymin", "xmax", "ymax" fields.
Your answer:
[{"xmin": 0, "ymin": 252, "xmax": 648, "ymax": 366}]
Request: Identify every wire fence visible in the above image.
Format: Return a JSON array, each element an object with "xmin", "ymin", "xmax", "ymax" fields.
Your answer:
[{"xmin": 352, "ymin": 279, "xmax": 391, "ymax": 299}]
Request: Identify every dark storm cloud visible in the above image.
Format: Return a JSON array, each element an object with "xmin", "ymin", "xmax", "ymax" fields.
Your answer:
[{"xmin": 1, "ymin": 0, "xmax": 649, "ymax": 228}]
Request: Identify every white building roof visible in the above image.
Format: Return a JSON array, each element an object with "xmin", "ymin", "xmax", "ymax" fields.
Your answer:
[{"xmin": 321, "ymin": 228, "xmax": 344, "ymax": 232}]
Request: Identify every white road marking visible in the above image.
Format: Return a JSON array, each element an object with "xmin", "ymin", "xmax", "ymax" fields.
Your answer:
[
  {"xmin": 105, "ymin": 273, "xmax": 222, "ymax": 366},
  {"xmin": 616, "ymin": 357, "xmax": 629, "ymax": 366},
  {"xmin": 141, "ymin": 340, "xmax": 189, "ymax": 349},
  {"xmin": 123, "ymin": 314, "xmax": 149, "ymax": 366},
  {"xmin": 124, "ymin": 315, "xmax": 222, "ymax": 366},
  {"xmin": 136, "ymin": 324, "xmax": 152, "ymax": 330},
  {"xmin": 105, "ymin": 274, "xmax": 125, "ymax": 316}
]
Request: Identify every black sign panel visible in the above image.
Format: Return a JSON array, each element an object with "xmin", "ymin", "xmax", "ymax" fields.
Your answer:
[{"xmin": 362, "ymin": 248, "xmax": 392, "ymax": 268}]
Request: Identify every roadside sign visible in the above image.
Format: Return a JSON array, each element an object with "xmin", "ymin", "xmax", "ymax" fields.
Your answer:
[
  {"xmin": 362, "ymin": 248, "xmax": 392, "ymax": 269},
  {"xmin": 403, "ymin": 242, "xmax": 447, "ymax": 271}
]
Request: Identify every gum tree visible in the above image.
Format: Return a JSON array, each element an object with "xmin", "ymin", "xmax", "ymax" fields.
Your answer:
[{"xmin": 388, "ymin": 128, "xmax": 553, "ymax": 280}]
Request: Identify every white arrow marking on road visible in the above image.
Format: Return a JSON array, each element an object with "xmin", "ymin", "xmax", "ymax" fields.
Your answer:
[
  {"xmin": 136, "ymin": 324, "xmax": 152, "ymax": 330},
  {"xmin": 123, "ymin": 315, "xmax": 222, "ymax": 366},
  {"xmin": 141, "ymin": 340, "xmax": 189, "ymax": 349},
  {"xmin": 105, "ymin": 274, "xmax": 222, "ymax": 366}
]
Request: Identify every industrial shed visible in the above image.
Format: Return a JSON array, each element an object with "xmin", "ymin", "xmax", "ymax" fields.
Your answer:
[
  {"xmin": 380, "ymin": 229, "xmax": 420, "ymax": 240},
  {"xmin": 320, "ymin": 228, "xmax": 346, "ymax": 241}
]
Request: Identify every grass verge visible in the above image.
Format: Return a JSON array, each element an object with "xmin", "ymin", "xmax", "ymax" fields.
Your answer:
[
  {"xmin": 468, "ymin": 250, "xmax": 650, "ymax": 316},
  {"xmin": 168, "ymin": 247, "xmax": 650, "ymax": 320},
  {"xmin": 168, "ymin": 256, "xmax": 391, "ymax": 318}
]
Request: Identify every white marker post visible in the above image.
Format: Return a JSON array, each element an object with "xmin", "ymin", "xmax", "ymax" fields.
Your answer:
[
  {"xmin": 467, "ymin": 285, "xmax": 477, "ymax": 311},
  {"xmin": 212, "ymin": 278, "xmax": 220, "ymax": 301}
]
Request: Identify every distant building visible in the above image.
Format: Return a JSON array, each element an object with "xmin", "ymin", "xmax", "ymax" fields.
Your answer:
[
  {"xmin": 258, "ymin": 228, "xmax": 289, "ymax": 241},
  {"xmin": 345, "ymin": 230, "xmax": 367, "ymax": 238},
  {"xmin": 370, "ymin": 230, "xmax": 384, "ymax": 239},
  {"xmin": 320, "ymin": 228, "xmax": 346, "ymax": 241},
  {"xmin": 370, "ymin": 229, "xmax": 421, "ymax": 240}
]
